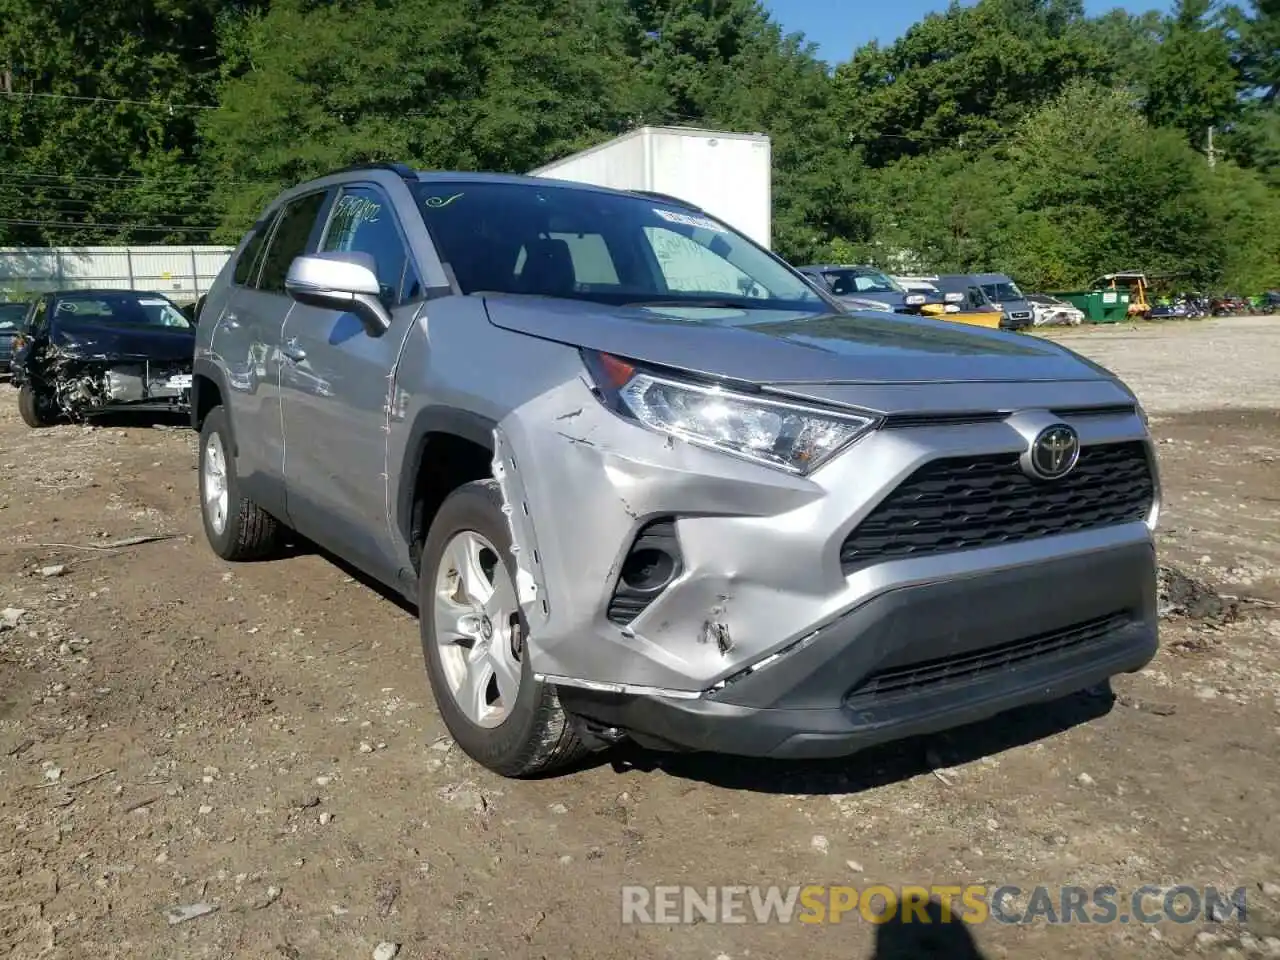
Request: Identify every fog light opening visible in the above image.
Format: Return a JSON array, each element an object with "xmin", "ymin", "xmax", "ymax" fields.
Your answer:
[{"xmin": 619, "ymin": 547, "xmax": 677, "ymax": 594}]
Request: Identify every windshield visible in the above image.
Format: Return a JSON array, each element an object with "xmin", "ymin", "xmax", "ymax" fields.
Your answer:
[
  {"xmin": 980, "ymin": 280, "xmax": 1024, "ymax": 302},
  {"xmin": 0, "ymin": 303, "xmax": 27, "ymax": 330},
  {"xmin": 821, "ymin": 268, "xmax": 902, "ymax": 297},
  {"xmin": 53, "ymin": 293, "xmax": 191, "ymax": 329},
  {"xmin": 412, "ymin": 181, "xmax": 825, "ymax": 311}
]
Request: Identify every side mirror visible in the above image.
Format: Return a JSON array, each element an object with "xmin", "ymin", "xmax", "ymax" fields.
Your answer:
[{"xmin": 285, "ymin": 252, "xmax": 392, "ymax": 337}]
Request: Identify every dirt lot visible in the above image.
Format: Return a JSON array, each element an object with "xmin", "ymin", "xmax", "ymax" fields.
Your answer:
[{"xmin": 1, "ymin": 316, "xmax": 1278, "ymax": 960}]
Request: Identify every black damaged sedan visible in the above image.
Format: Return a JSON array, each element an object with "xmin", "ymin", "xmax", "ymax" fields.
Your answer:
[{"xmin": 10, "ymin": 289, "xmax": 195, "ymax": 428}]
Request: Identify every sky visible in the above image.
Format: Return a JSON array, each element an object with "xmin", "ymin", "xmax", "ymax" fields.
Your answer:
[{"xmin": 764, "ymin": 0, "xmax": 1173, "ymax": 65}]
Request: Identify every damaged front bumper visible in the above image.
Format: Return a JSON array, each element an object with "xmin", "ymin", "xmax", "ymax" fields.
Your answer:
[
  {"xmin": 492, "ymin": 373, "xmax": 1160, "ymax": 758},
  {"xmin": 25, "ymin": 352, "xmax": 193, "ymax": 418},
  {"xmin": 553, "ymin": 542, "xmax": 1158, "ymax": 758}
]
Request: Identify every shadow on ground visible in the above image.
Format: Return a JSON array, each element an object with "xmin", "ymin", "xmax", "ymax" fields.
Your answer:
[
  {"xmin": 69, "ymin": 410, "xmax": 190, "ymax": 430},
  {"xmin": 606, "ymin": 684, "xmax": 1115, "ymax": 795},
  {"xmin": 867, "ymin": 898, "xmax": 991, "ymax": 959}
]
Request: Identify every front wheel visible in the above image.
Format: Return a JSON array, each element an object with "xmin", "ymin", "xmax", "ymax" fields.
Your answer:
[
  {"xmin": 418, "ymin": 479, "xmax": 590, "ymax": 777},
  {"xmin": 17, "ymin": 382, "xmax": 55, "ymax": 428}
]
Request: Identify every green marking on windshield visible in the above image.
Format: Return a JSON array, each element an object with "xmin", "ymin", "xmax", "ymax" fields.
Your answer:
[{"xmin": 422, "ymin": 193, "xmax": 464, "ymax": 208}]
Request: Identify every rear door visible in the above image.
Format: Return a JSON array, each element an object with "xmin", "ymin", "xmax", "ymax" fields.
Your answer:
[
  {"xmin": 221, "ymin": 190, "xmax": 331, "ymax": 519},
  {"xmin": 278, "ymin": 182, "xmax": 425, "ymax": 577}
]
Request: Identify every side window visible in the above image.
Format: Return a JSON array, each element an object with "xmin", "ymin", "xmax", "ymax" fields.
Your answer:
[
  {"xmin": 643, "ymin": 226, "xmax": 767, "ymax": 298},
  {"xmin": 258, "ymin": 191, "xmax": 328, "ymax": 295},
  {"xmin": 967, "ymin": 287, "xmax": 985, "ymax": 310},
  {"xmin": 321, "ymin": 186, "xmax": 418, "ymax": 305},
  {"xmin": 232, "ymin": 220, "xmax": 271, "ymax": 287}
]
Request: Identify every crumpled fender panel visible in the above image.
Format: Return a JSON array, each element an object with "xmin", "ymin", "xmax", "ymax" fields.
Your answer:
[{"xmin": 492, "ymin": 374, "xmax": 823, "ymax": 692}]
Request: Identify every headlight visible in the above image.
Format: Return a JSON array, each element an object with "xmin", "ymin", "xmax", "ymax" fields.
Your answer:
[
  {"xmin": 852, "ymin": 299, "xmax": 893, "ymax": 312},
  {"xmin": 582, "ymin": 351, "xmax": 877, "ymax": 474},
  {"xmin": 904, "ymin": 294, "xmax": 926, "ymax": 306}
]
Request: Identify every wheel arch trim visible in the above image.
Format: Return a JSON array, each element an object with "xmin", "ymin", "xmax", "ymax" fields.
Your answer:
[{"xmin": 395, "ymin": 405, "xmax": 499, "ymax": 551}]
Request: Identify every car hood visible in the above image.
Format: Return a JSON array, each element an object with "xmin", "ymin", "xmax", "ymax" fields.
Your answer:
[
  {"xmin": 481, "ymin": 296, "xmax": 1113, "ymax": 385},
  {"xmin": 50, "ymin": 320, "xmax": 195, "ymax": 363}
]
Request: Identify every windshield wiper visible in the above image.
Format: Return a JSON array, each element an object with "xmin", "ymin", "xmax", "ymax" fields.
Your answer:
[{"xmin": 624, "ymin": 298, "xmax": 770, "ymax": 310}]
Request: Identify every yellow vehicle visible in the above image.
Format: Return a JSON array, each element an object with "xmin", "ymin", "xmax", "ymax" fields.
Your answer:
[
  {"xmin": 932, "ymin": 276, "xmax": 1005, "ymax": 329},
  {"xmin": 1094, "ymin": 272, "xmax": 1151, "ymax": 318}
]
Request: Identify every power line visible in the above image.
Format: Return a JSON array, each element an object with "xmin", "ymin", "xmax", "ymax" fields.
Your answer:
[
  {"xmin": 0, "ymin": 187, "xmax": 215, "ymax": 207},
  {"xmin": 0, "ymin": 193, "xmax": 220, "ymax": 219},
  {"xmin": 0, "ymin": 90, "xmax": 216, "ymax": 111},
  {"xmin": 0, "ymin": 217, "xmax": 225, "ymax": 233},
  {"xmin": 0, "ymin": 207, "xmax": 220, "ymax": 225},
  {"xmin": 0, "ymin": 170, "xmax": 271, "ymax": 187}
]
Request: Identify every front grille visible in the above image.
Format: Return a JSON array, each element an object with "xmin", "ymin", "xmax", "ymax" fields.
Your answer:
[
  {"xmin": 839, "ymin": 441, "xmax": 1154, "ymax": 572},
  {"xmin": 844, "ymin": 612, "xmax": 1131, "ymax": 707},
  {"xmin": 1009, "ymin": 311, "xmax": 1032, "ymax": 320}
]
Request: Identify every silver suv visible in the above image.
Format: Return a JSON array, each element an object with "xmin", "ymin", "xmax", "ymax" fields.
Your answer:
[{"xmin": 192, "ymin": 163, "xmax": 1161, "ymax": 777}]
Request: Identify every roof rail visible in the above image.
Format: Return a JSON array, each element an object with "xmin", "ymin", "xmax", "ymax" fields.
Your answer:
[
  {"xmin": 629, "ymin": 189, "xmax": 703, "ymax": 212},
  {"xmin": 326, "ymin": 161, "xmax": 418, "ymax": 182}
]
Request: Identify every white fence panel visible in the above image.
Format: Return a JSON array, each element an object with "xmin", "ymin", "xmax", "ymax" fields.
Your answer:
[{"xmin": 0, "ymin": 245, "xmax": 234, "ymax": 301}]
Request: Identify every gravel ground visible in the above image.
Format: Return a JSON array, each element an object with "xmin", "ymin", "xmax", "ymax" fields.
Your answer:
[
  {"xmin": 1041, "ymin": 314, "xmax": 1280, "ymax": 413},
  {"xmin": 1, "ymin": 316, "xmax": 1278, "ymax": 960}
]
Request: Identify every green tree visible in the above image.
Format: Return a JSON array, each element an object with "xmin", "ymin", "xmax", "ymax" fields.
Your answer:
[
  {"xmin": 203, "ymin": 0, "xmax": 649, "ymax": 238},
  {"xmin": 833, "ymin": 0, "xmax": 1124, "ymax": 167},
  {"xmin": 1143, "ymin": 0, "xmax": 1240, "ymax": 147},
  {"xmin": 618, "ymin": 0, "xmax": 865, "ymax": 260},
  {"xmin": 1226, "ymin": 0, "xmax": 1280, "ymax": 102},
  {"xmin": 1221, "ymin": 1, "xmax": 1280, "ymax": 182},
  {"xmin": 1006, "ymin": 80, "xmax": 1224, "ymax": 288},
  {"xmin": 0, "ymin": 0, "xmax": 260, "ymax": 245},
  {"xmin": 853, "ymin": 148, "xmax": 1019, "ymax": 274},
  {"xmin": 1203, "ymin": 159, "xmax": 1280, "ymax": 291}
]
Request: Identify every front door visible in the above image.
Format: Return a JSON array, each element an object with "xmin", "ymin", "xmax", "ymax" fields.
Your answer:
[{"xmin": 278, "ymin": 183, "xmax": 425, "ymax": 579}]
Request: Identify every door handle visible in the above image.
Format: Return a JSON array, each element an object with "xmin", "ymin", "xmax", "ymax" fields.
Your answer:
[{"xmin": 281, "ymin": 337, "xmax": 306, "ymax": 363}]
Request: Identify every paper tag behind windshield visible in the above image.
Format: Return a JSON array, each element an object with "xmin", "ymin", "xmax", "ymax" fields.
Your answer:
[{"xmin": 653, "ymin": 208, "xmax": 725, "ymax": 233}]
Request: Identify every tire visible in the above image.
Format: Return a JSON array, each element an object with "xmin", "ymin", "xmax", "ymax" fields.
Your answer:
[
  {"xmin": 17, "ymin": 382, "xmax": 54, "ymax": 428},
  {"xmin": 198, "ymin": 405, "xmax": 283, "ymax": 561},
  {"xmin": 418, "ymin": 479, "xmax": 589, "ymax": 778}
]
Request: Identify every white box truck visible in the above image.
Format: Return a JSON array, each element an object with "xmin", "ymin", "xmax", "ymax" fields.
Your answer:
[{"xmin": 528, "ymin": 126, "xmax": 772, "ymax": 250}]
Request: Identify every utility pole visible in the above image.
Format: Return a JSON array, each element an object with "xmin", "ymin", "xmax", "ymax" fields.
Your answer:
[{"xmin": 1207, "ymin": 126, "xmax": 1217, "ymax": 169}]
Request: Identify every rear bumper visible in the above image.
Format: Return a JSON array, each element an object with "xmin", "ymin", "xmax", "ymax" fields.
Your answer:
[{"xmin": 559, "ymin": 540, "xmax": 1158, "ymax": 759}]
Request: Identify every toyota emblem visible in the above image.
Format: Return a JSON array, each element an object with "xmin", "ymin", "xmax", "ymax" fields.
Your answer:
[{"xmin": 1023, "ymin": 424, "xmax": 1081, "ymax": 480}]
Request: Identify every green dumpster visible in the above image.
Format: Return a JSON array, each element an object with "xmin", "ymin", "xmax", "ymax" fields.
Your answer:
[{"xmin": 1047, "ymin": 289, "xmax": 1131, "ymax": 323}]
